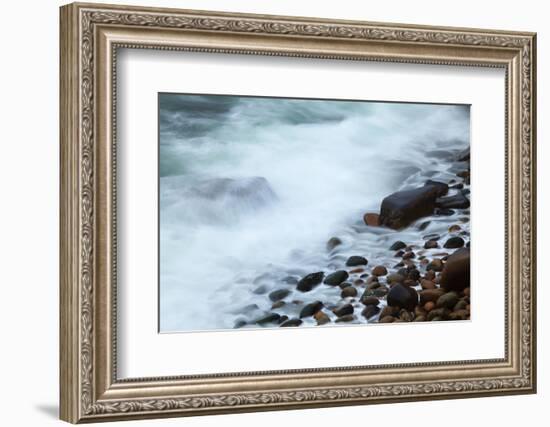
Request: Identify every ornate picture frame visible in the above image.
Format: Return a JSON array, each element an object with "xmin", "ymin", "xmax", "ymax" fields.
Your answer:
[{"xmin": 60, "ymin": 2, "xmax": 536, "ymax": 423}]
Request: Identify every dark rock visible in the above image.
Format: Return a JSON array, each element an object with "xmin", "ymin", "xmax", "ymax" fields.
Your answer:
[
  {"xmin": 436, "ymin": 193, "xmax": 470, "ymax": 209},
  {"xmin": 402, "ymin": 251, "xmax": 415, "ymax": 260},
  {"xmin": 389, "ymin": 241, "xmax": 407, "ymax": 251},
  {"xmin": 341, "ymin": 286, "xmax": 358, "ymax": 298},
  {"xmin": 335, "ymin": 314, "xmax": 356, "ymax": 323},
  {"xmin": 324, "ymin": 270, "xmax": 349, "ymax": 286},
  {"xmin": 427, "ymin": 307, "xmax": 451, "ymax": 321},
  {"xmin": 278, "ymin": 315, "xmax": 289, "ymax": 324},
  {"xmin": 424, "ymin": 240, "xmax": 439, "ymax": 249},
  {"xmin": 362, "ymin": 305, "xmax": 381, "ymax": 319},
  {"xmin": 255, "ymin": 313, "xmax": 281, "ymax": 325},
  {"xmin": 346, "ymin": 256, "xmax": 368, "ymax": 267},
  {"xmin": 332, "ymin": 303, "xmax": 354, "ymax": 317},
  {"xmin": 296, "ymin": 272, "xmax": 324, "ymax": 292},
  {"xmin": 268, "ymin": 288, "xmax": 291, "ymax": 302},
  {"xmin": 379, "ymin": 315, "xmax": 396, "ymax": 323},
  {"xmin": 420, "ymin": 279, "xmax": 436, "ymax": 290},
  {"xmin": 425, "ymin": 180, "xmax": 449, "ymax": 197},
  {"xmin": 440, "ymin": 248, "xmax": 470, "ymax": 292},
  {"xmin": 449, "ymin": 224, "xmax": 462, "ymax": 233},
  {"xmin": 326, "ymin": 237, "xmax": 343, "ymax": 251},
  {"xmin": 423, "ymin": 233, "xmax": 440, "ymax": 241},
  {"xmin": 457, "ymin": 170, "xmax": 470, "ymax": 179},
  {"xmin": 379, "ymin": 185, "xmax": 442, "ymax": 229},
  {"xmin": 394, "ymin": 250, "xmax": 405, "ymax": 257},
  {"xmin": 436, "ymin": 292, "xmax": 460, "ymax": 309},
  {"xmin": 435, "ymin": 208, "xmax": 455, "ymax": 216},
  {"xmin": 457, "ymin": 147, "xmax": 470, "ymax": 162},
  {"xmin": 361, "ymin": 295, "xmax": 380, "ymax": 306},
  {"xmin": 417, "ymin": 221, "xmax": 431, "ymax": 231},
  {"xmin": 363, "ymin": 213, "xmax": 380, "ymax": 226},
  {"xmin": 387, "ymin": 284, "xmax": 419, "ymax": 311},
  {"xmin": 444, "ymin": 236, "xmax": 465, "ymax": 249},
  {"xmin": 371, "ymin": 265, "xmax": 388, "ymax": 276},
  {"xmin": 451, "ymin": 183, "xmax": 464, "ymax": 190},
  {"xmin": 399, "ymin": 309, "xmax": 414, "ymax": 322},
  {"xmin": 280, "ymin": 318, "xmax": 303, "ymax": 327},
  {"xmin": 299, "ymin": 301, "xmax": 324, "ymax": 318}
]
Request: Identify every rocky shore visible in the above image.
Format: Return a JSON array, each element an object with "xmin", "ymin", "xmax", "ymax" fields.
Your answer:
[{"xmin": 234, "ymin": 147, "xmax": 471, "ymax": 329}]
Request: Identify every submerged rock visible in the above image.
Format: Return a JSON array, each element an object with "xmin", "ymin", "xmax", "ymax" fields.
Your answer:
[
  {"xmin": 280, "ymin": 318, "xmax": 303, "ymax": 327},
  {"xmin": 389, "ymin": 241, "xmax": 407, "ymax": 251},
  {"xmin": 332, "ymin": 303, "xmax": 354, "ymax": 317},
  {"xmin": 296, "ymin": 272, "xmax": 324, "ymax": 292},
  {"xmin": 255, "ymin": 313, "xmax": 281, "ymax": 325},
  {"xmin": 326, "ymin": 237, "xmax": 343, "ymax": 251},
  {"xmin": 268, "ymin": 288, "xmax": 291, "ymax": 302}
]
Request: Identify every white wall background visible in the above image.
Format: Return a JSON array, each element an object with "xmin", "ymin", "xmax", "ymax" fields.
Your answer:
[{"xmin": 0, "ymin": 0, "xmax": 545, "ymax": 425}]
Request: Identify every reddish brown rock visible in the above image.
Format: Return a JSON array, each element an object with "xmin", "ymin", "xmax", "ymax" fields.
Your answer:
[
  {"xmin": 363, "ymin": 213, "xmax": 380, "ymax": 226},
  {"xmin": 440, "ymin": 248, "xmax": 470, "ymax": 292},
  {"xmin": 371, "ymin": 265, "xmax": 388, "ymax": 276},
  {"xmin": 419, "ymin": 289, "xmax": 445, "ymax": 305},
  {"xmin": 421, "ymin": 279, "xmax": 436, "ymax": 290},
  {"xmin": 379, "ymin": 315, "xmax": 396, "ymax": 323}
]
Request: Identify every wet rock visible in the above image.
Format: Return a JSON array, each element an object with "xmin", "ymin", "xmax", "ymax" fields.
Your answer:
[
  {"xmin": 390, "ymin": 241, "xmax": 407, "ymax": 251},
  {"xmin": 364, "ymin": 287, "xmax": 389, "ymax": 298},
  {"xmin": 335, "ymin": 314, "xmax": 356, "ymax": 323},
  {"xmin": 424, "ymin": 301, "xmax": 435, "ymax": 312},
  {"xmin": 387, "ymin": 284, "xmax": 418, "ymax": 310},
  {"xmin": 326, "ymin": 236, "xmax": 343, "ymax": 251},
  {"xmin": 296, "ymin": 272, "xmax": 324, "ymax": 292},
  {"xmin": 417, "ymin": 221, "xmax": 431, "ymax": 231},
  {"xmin": 423, "ymin": 233, "xmax": 440, "ymax": 241},
  {"xmin": 363, "ymin": 213, "xmax": 380, "ymax": 226},
  {"xmin": 255, "ymin": 313, "xmax": 281, "ymax": 325},
  {"xmin": 419, "ymin": 289, "xmax": 445, "ymax": 305},
  {"xmin": 341, "ymin": 286, "xmax": 358, "ymax": 298},
  {"xmin": 280, "ymin": 318, "xmax": 303, "ymax": 327},
  {"xmin": 457, "ymin": 170, "xmax": 470, "ymax": 179},
  {"xmin": 371, "ymin": 265, "xmax": 388, "ymax": 276},
  {"xmin": 346, "ymin": 256, "xmax": 368, "ymax": 267},
  {"xmin": 361, "ymin": 295, "xmax": 380, "ymax": 306},
  {"xmin": 233, "ymin": 304, "xmax": 260, "ymax": 315},
  {"xmin": 449, "ymin": 224, "xmax": 462, "ymax": 233},
  {"xmin": 314, "ymin": 311, "xmax": 331, "ymax": 325},
  {"xmin": 436, "ymin": 292, "xmax": 460, "ymax": 309},
  {"xmin": 324, "ymin": 270, "xmax": 349, "ymax": 286},
  {"xmin": 425, "ymin": 180, "xmax": 449, "ymax": 197},
  {"xmin": 271, "ymin": 301, "xmax": 286, "ymax": 309},
  {"xmin": 282, "ymin": 276, "xmax": 298, "ymax": 285},
  {"xmin": 332, "ymin": 303, "xmax": 354, "ymax": 317},
  {"xmin": 457, "ymin": 147, "xmax": 470, "ymax": 162},
  {"xmin": 451, "ymin": 183, "xmax": 464, "ymax": 190},
  {"xmin": 454, "ymin": 299, "xmax": 468, "ymax": 311},
  {"xmin": 387, "ymin": 273, "xmax": 405, "ymax": 285},
  {"xmin": 426, "ymin": 259, "xmax": 444, "ymax": 272},
  {"xmin": 440, "ymin": 248, "xmax": 470, "ymax": 292},
  {"xmin": 444, "ymin": 236, "xmax": 465, "ymax": 249},
  {"xmin": 424, "ymin": 240, "xmax": 439, "ymax": 249},
  {"xmin": 399, "ymin": 309, "xmax": 414, "ymax": 322},
  {"xmin": 379, "ymin": 185, "xmax": 442, "ymax": 229},
  {"xmin": 402, "ymin": 251, "xmax": 416, "ymax": 260},
  {"xmin": 349, "ymin": 267, "xmax": 365, "ymax": 274},
  {"xmin": 436, "ymin": 193, "xmax": 470, "ymax": 209},
  {"xmin": 394, "ymin": 250, "xmax": 405, "ymax": 258},
  {"xmin": 379, "ymin": 315, "xmax": 396, "ymax": 323},
  {"xmin": 362, "ymin": 305, "xmax": 380, "ymax": 319},
  {"xmin": 435, "ymin": 208, "xmax": 455, "ymax": 216},
  {"xmin": 366, "ymin": 281, "xmax": 381, "ymax": 290},
  {"xmin": 268, "ymin": 288, "xmax": 291, "ymax": 302},
  {"xmin": 299, "ymin": 301, "xmax": 324, "ymax": 318},
  {"xmin": 352, "ymin": 279, "xmax": 365, "ymax": 287},
  {"xmin": 424, "ymin": 270, "xmax": 436, "ymax": 281}
]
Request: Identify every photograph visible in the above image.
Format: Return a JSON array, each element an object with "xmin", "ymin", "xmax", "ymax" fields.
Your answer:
[{"xmin": 159, "ymin": 94, "xmax": 471, "ymax": 332}]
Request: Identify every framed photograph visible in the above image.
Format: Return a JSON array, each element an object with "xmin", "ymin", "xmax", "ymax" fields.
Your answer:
[{"xmin": 60, "ymin": 2, "xmax": 537, "ymax": 423}]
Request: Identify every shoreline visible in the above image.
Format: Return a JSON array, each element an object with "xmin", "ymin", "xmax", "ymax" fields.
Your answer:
[{"xmin": 237, "ymin": 147, "xmax": 471, "ymax": 329}]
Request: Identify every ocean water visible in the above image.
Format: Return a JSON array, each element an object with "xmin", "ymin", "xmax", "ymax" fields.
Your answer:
[{"xmin": 159, "ymin": 94, "xmax": 470, "ymax": 332}]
